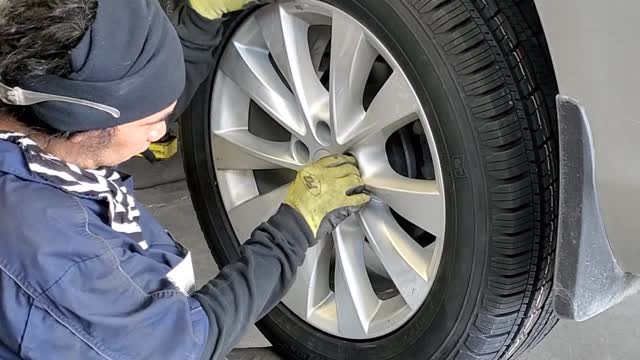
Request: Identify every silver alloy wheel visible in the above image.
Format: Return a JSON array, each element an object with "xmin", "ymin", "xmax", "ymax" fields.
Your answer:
[{"xmin": 210, "ymin": 0, "xmax": 446, "ymax": 340}]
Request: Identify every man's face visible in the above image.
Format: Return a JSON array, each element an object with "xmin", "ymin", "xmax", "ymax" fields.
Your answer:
[{"xmin": 83, "ymin": 102, "xmax": 175, "ymax": 167}]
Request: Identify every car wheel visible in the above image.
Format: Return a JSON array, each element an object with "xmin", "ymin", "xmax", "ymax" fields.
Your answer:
[{"xmin": 181, "ymin": 0, "xmax": 559, "ymax": 358}]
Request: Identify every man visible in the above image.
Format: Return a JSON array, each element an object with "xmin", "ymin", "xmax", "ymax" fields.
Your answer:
[{"xmin": 0, "ymin": 0, "xmax": 370, "ymax": 359}]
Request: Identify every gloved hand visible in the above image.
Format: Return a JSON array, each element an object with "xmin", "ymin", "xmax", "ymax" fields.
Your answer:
[
  {"xmin": 189, "ymin": 0, "xmax": 270, "ymax": 19},
  {"xmin": 286, "ymin": 155, "xmax": 371, "ymax": 244}
]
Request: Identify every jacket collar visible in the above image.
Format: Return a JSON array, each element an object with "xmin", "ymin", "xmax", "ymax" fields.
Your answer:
[{"xmin": 0, "ymin": 139, "xmax": 134, "ymax": 198}]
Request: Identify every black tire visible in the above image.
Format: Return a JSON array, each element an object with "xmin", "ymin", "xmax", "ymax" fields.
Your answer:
[{"xmin": 180, "ymin": 0, "xmax": 559, "ymax": 359}]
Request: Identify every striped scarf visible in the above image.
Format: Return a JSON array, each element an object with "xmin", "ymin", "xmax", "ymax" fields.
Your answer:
[{"xmin": 0, "ymin": 131, "xmax": 148, "ymax": 250}]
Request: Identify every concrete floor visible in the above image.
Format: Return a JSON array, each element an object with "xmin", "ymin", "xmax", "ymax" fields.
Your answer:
[{"xmin": 127, "ymin": 155, "xmax": 639, "ymax": 360}]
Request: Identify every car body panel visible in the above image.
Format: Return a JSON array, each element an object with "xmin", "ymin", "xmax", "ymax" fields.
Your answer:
[{"xmin": 534, "ymin": 0, "xmax": 640, "ymax": 273}]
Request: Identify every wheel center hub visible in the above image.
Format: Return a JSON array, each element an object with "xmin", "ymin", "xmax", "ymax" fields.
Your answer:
[{"xmin": 313, "ymin": 149, "xmax": 332, "ymax": 161}]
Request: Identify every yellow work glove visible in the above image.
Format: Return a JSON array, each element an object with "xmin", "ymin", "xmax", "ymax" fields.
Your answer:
[
  {"xmin": 189, "ymin": 0, "xmax": 266, "ymax": 19},
  {"xmin": 286, "ymin": 155, "xmax": 371, "ymax": 244}
]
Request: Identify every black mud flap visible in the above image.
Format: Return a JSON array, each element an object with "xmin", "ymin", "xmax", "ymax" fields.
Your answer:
[{"xmin": 554, "ymin": 95, "xmax": 640, "ymax": 321}]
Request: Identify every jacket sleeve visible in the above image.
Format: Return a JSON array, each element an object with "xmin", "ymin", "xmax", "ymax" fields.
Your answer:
[
  {"xmin": 169, "ymin": 3, "xmax": 227, "ymax": 119},
  {"xmin": 195, "ymin": 204, "xmax": 313, "ymax": 360},
  {"xmin": 35, "ymin": 203, "xmax": 310, "ymax": 360}
]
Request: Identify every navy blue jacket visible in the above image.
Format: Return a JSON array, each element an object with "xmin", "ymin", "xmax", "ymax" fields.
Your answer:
[
  {"xmin": 0, "ymin": 139, "xmax": 312, "ymax": 359},
  {"xmin": 0, "ymin": 4, "xmax": 313, "ymax": 359}
]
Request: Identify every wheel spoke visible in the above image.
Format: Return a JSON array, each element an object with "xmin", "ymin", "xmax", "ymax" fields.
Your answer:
[
  {"xmin": 282, "ymin": 236, "xmax": 333, "ymax": 319},
  {"xmin": 214, "ymin": 129, "xmax": 304, "ymax": 171},
  {"xmin": 219, "ymin": 28, "xmax": 306, "ymax": 138},
  {"xmin": 355, "ymin": 143, "xmax": 445, "ymax": 237},
  {"xmin": 360, "ymin": 200, "xmax": 431, "ymax": 310},
  {"xmin": 334, "ymin": 217, "xmax": 381, "ymax": 337},
  {"xmin": 368, "ymin": 173, "xmax": 444, "ymax": 238},
  {"xmin": 213, "ymin": 135, "xmax": 284, "ymax": 170},
  {"xmin": 255, "ymin": 6, "xmax": 330, "ymax": 134},
  {"xmin": 347, "ymin": 71, "xmax": 420, "ymax": 146},
  {"xmin": 228, "ymin": 185, "xmax": 290, "ymax": 243},
  {"xmin": 330, "ymin": 11, "xmax": 379, "ymax": 145}
]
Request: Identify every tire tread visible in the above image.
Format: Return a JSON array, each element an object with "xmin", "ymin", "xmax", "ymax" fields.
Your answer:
[{"xmin": 409, "ymin": 0, "xmax": 559, "ymax": 359}]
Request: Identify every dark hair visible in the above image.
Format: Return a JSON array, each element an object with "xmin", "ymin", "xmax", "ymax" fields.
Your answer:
[{"xmin": 0, "ymin": 0, "xmax": 98, "ymax": 135}]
